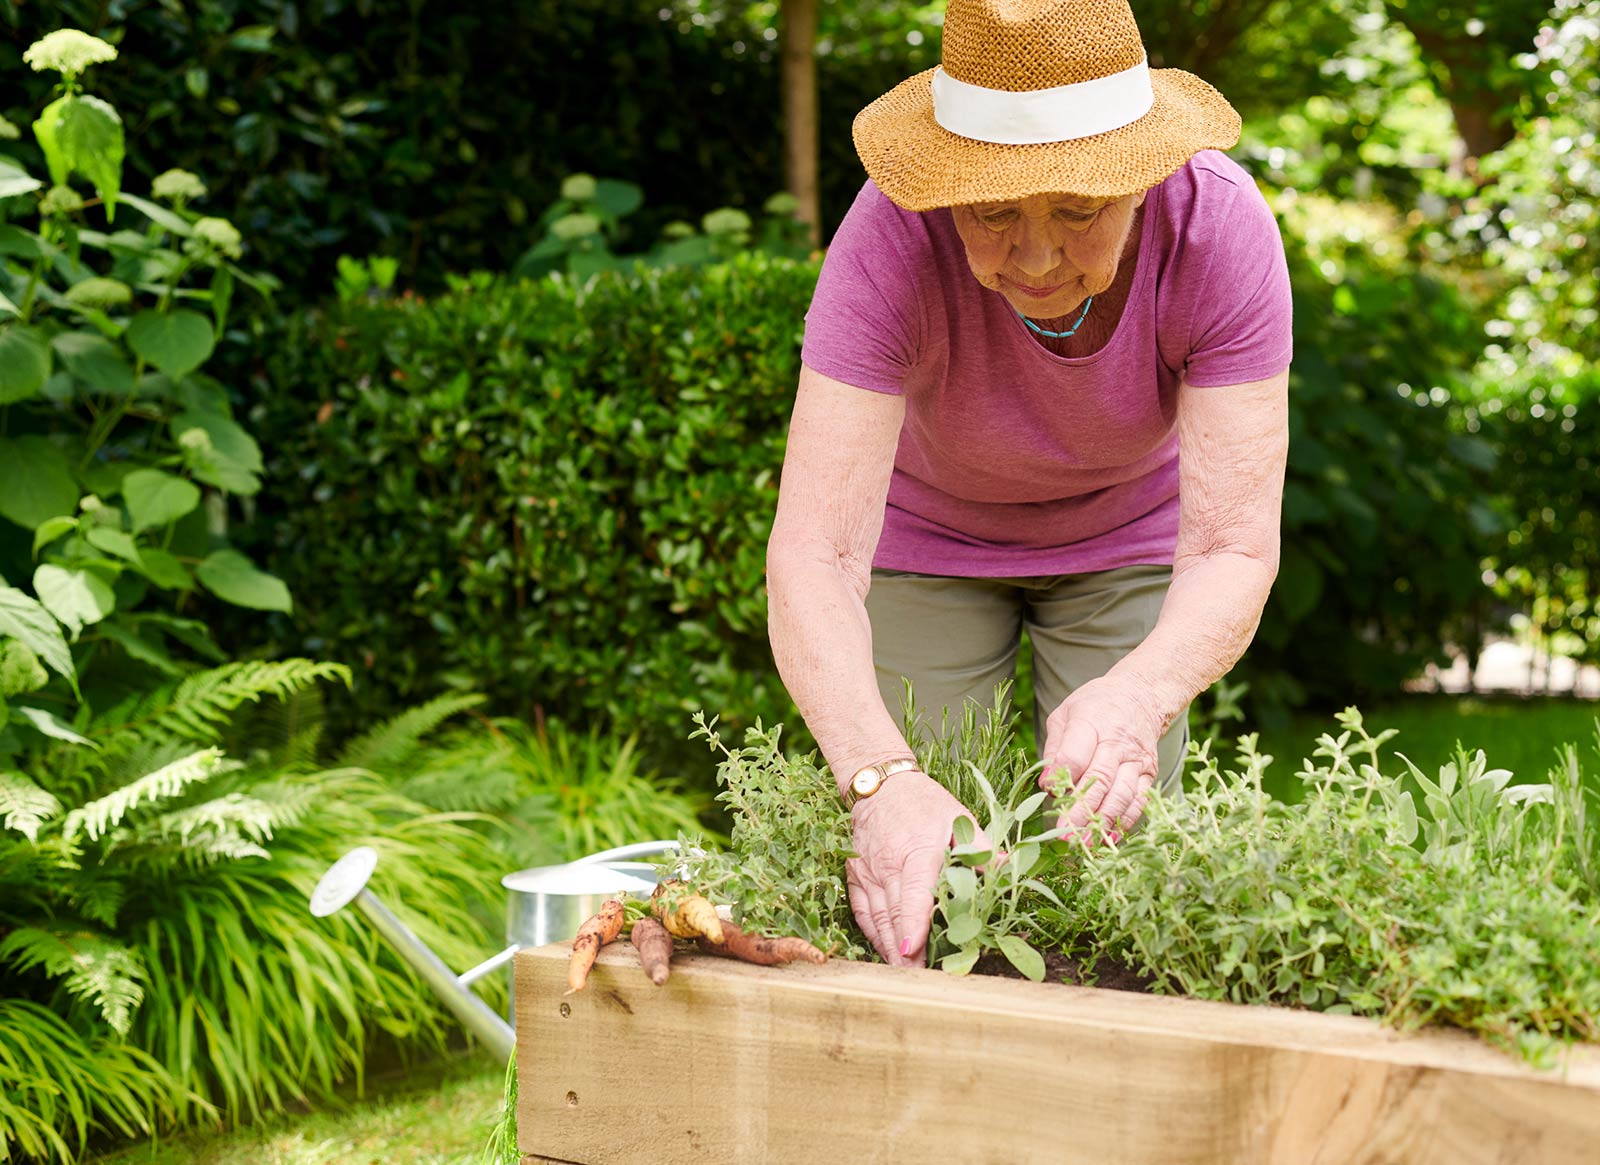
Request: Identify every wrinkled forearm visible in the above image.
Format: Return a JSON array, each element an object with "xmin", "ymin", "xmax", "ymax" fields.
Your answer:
[
  {"xmin": 1106, "ymin": 548, "xmax": 1277, "ymax": 734},
  {"xmin": 767, "ymin": 538, "xmax": 911, "ymax": 797}
]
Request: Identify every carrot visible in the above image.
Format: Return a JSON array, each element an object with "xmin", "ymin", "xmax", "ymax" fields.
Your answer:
[
  {"xmin": 630, "ymin": 916, "xmax": 673, "ymax": 985},
  {"xmin": 651, "ymin": 885, "xmax": 724, "ymax": 945},
  {"xmin": 695, "ymin": 921, "xmax": 828, "ymax": 966},
  {"xmin": 565, "ymin": 898, "xmax": 626, "ymax": 995}
]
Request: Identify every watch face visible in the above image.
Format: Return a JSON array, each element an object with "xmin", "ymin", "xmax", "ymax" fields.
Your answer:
[{"xmin": 852, "ymin": 768, "xmax": 883, "ymax": 798}]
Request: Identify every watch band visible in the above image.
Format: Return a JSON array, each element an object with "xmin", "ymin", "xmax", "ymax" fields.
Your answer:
[{"xmin": 843, "ymin": 755, "xmax": 920, "ymax": 809}]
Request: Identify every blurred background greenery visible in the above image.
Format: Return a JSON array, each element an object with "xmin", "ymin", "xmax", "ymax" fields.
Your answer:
[{"xmin": 3, "ymin": 1, "xmax": 1599, "ymax": 1161}]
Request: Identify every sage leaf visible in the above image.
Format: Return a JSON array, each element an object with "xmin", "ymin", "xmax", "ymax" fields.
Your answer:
[{"xmin": 997, "ymin": 935, "xmax": 1045, "ymax": 982}]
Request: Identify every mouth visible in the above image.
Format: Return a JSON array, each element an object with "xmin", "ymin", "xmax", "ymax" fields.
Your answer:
[{"xmin": 1006, "ymin": 278, "xmax": 1068, "ymax": 300}]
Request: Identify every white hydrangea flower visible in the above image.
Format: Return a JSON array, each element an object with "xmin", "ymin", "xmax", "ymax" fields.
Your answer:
[
  {"xmin": 561, "ymin": 173, "xmax": 598, "ymax": 202},
  {"xmin": 187, "ymin": 216, "xmax": 243, "ymax": 259},
  {"xmin": 177, "ymin": 427, "xmax": 213, "ymax": 452},
  {"xmin": 550, "ymin": 212, "xmax": 601, "ymax": 242},
  {"xmin": 64, "ymin": 277, "xmax": 133, "ymax": 310},
  {"xmin": 0, "ymin": 114, "xmax": 19, "ymax": 141},
  {"xmin": 152, "ymin": 168, "xmax": 207, "ymax": 204},
  {"xmin": 23, "ymin": 30, "xmax": 118, "ymax": 78},
  {"xmin": 702, "ymin": 207, "xmax": 752, "ymax": 237},
  {"xmin": 40, "ymin": 185, "xmax": 86, "ymax": 216}
]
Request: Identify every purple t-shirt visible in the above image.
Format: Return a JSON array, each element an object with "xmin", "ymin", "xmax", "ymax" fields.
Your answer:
[{"xmin": 800, "ymin": 150, "xmax": 1293, "ymax": 577}]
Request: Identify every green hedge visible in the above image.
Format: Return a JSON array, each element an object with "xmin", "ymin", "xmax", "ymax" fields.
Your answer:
[
  {"xmin": 238, "ymin": 243, "xmax": 1499, "ymax": 755},
  {"xmin": 237, "ymin": 255, "xmax": 811, "ymax": 755}
]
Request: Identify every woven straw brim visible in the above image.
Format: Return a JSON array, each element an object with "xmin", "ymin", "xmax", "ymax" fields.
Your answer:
[{"xmin": 853, "ymin": 67, "xmax": 1242, "ymax": 210}]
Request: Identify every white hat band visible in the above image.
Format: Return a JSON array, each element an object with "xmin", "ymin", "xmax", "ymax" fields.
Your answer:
[{"xmin": 931, "ymin": 57, "xmax": 1154, "ymax": 145}]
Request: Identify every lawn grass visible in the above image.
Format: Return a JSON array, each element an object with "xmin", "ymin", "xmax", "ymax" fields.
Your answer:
[
  {"xmin": 88, "ymin": 1052, "xmax": 506, "ymax": 1165},
  {"xmin": 1246, "ymin": 694, "xmax": 1600, "ymax": 802}
]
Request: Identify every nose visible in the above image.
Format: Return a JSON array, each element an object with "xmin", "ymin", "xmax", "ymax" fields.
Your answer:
[{"xmin": 1012, "ymin": 219, "xmax": 1063, "ymax": 279}]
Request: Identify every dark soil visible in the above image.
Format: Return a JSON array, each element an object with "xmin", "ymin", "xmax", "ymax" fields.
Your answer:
[{"xmin": 971, "ymin": 949, "xmax": 1154, "ymax": 993}]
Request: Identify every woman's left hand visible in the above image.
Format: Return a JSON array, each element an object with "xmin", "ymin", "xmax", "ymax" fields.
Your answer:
[{"xmin": 1039, "ymin": 675, "xmax": 1163, "ymax": 842}]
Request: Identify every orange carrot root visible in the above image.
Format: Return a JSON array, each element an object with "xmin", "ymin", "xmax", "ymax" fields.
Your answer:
[
  {"xmin": 695, "ymin": 922, "xmax": 828, "ymax": 966},
  {"xmin": 630, "ymin": 916, "xmax": 673, "ymax": 985},
  {"xmin": 565, "ymin": 898, "xmax": 627, "ymax": 995}
]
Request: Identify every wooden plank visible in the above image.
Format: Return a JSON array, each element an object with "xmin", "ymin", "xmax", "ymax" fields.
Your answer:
[{"xmin": 516, "ymin": 943, "xmax": 1600, "ymax": 1165}]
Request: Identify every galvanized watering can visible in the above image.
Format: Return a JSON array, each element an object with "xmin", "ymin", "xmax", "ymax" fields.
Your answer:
[{"xmin": 309, "ymin": 839, "xmax": 681, "ymax": 1061}]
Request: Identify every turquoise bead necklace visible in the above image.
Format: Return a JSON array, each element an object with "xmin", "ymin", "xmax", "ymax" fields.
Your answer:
[{"xmin": 1019, "ymin": 295, "xmax": 1093, "ymax": 339}]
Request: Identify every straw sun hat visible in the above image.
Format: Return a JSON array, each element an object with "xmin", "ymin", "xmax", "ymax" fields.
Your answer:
[{"xmin": 853, "ymin": 0, "xmax": 1242, "ymax": 210}]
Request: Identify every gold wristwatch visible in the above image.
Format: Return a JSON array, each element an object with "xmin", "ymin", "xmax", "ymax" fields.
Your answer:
[{"xmin": 843, "ymin": 756, "xmax": 920, "ymax": 809}]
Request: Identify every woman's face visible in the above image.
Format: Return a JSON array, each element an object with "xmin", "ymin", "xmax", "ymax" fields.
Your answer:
[{"xmin": 950, "ymin": 190, "xmax": 1144, "ymax": 319}]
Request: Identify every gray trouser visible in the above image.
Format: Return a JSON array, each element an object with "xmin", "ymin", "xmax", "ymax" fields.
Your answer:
[{"xmin": 865, "ymin": 564, "xmax": 1188, "ymax": 793}]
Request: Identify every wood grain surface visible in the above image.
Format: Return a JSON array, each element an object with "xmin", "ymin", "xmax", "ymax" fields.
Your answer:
[{"xmin": 515, "ymin": 943, "xmax": 1600, "ymax": 1165}]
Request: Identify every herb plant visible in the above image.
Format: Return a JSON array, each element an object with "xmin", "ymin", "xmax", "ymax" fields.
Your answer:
[{"xmin": 677, "ymin": 696, "xmax": 1600, "ymax": 1065}]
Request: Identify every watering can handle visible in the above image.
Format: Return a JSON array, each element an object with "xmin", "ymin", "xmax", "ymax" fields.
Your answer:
[{"xmin": 571, "ymin": 839, "xmax": 683, "ymax": 865}]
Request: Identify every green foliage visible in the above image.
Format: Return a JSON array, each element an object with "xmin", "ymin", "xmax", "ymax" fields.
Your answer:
[
  {"xmin": 513, "ymin": 175, "xmax": 811, "ymax": 281},
  {"xmin": 929, "ymin": 782, "xmax": 1061, "ymax": 981},
  {"xmin": 1237, "ymin": 201, "xmax": 1500, "ymax": 720},
  {"xmin": 0, "ymin": 999, "xmax": 181, "ymax": 1163},
  {"xmin": 236, "ymin": 253, "xmax": 812, "ymax": 758},
  {"xmin": 674, "ymin": 715, "xmax": 866, "ymax": 958},
  {"xmin": 0, "ymin": 661, "xmax": 512, "ymax": 1162},
  {"xmin": 401, "ymin": 716, "xmax": 722, "ymax": 870},
  {"xmin": 0, "ymin": 26, "xmax": 292, "ymax": 748},
  {"xmin": 1472, "ymin": 369, "xmax": 1600, "ymax": 667},
  {"xmin": 681, "ymin": 700, "xmax": 1600, "ymax": 1062},
  {"xmin": 0, "ymin": 0, "xmax": 924, "ymax": 300},
  {"xmin": 1056, "ymin": 712, "xmax": 1600, "ymax": 1061}
]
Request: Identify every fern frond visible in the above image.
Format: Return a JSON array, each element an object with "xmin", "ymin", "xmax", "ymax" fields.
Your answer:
[
  {"xmin": 136, "ymin": 793, "xmax": 279, "ymax": 848},
  {"xmin": 244, "ymin": 779, "xmax": 322, "ymax": 830},
  {"xmin": 63, "ymin": 870, "xmax": 128, "ymax": 928},
  {"xmin": 63, "ymin": 749, "xmax": 241, "ymax": 842},
  {"xmin": 0, "ymin": 926, "xmax": 146, "ymax": 1034},
  {"xmin": 91, "ymin": 660, "xmax": 352, "ymax": 756},
  {"xmin": 121, "ymin": 829, "xmax": 272, "ymax": 870},
  {"xmin": 337, "ymin": 691, "xmax": 486, "ymax": 774},
  {"xmin": 0, "ymin": 770, "xmax": 62, "ymax": 840},
  {"xmin": 398, "ymin": 765, "xmax": 521, "ymax": 812}
]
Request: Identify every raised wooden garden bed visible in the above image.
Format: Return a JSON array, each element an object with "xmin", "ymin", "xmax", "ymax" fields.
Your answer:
[{"xmin": 515, "ymin": 942, "xmax": 1600, "ymax": 1164}]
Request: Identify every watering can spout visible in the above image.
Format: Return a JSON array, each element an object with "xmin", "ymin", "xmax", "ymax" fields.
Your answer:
[
  {"xmin": 309, "ymin": 840, "xmax": 682, "ymax": 1062},
  {"xmin": 310, "ymin": 847, "xmax": 517, "ymax": 1062}
]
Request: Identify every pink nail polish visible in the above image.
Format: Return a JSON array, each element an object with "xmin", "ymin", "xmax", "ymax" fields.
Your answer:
[{"xmin": 900, "ymin": 938, "xmax": 913, "ymax": 958}]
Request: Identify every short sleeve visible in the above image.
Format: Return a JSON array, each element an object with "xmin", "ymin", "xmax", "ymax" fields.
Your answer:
[
  {"xmin": 1182, "ymin": 179, "xmax": 1294, "ymax": 388},
  {"xmin": 800, "ymin": 182, "xmax": 925, "ymax": 396}
]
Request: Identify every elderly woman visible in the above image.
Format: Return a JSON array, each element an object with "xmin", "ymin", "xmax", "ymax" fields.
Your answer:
[{"xmin": 766, "ymin": 0, "xmax": 1292, "ymax": 967}]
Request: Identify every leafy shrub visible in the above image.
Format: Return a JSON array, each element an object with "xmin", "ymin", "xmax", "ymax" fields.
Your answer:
[
  {"xmin": 1238, "ymin": 196, "xmax": 1501, "ymax": 722},
  {"xmin": 0, "ymin": 661, "xmax": 514, "ymax": 1162},
  {"xmin": 235, "ymin": 254, "xmax": 813, "ymax": 759},
  {"xmin": 512, "ymin": 174, "xmax": 811, "ymax": 282},
  {"xmin": 1471, "ymin": 369, "xmax": 1600, "ymax": 669},
  {"xmin": 1, "ymin": 0, "xmax": 927, "ymax": 301},
  {"xmin": 0, "ymin": 27, "xmax": 291, "ymax": 723},
  {"xmin": 242, "ymin": 217, "xmax": 1504, "ymax": 751}
]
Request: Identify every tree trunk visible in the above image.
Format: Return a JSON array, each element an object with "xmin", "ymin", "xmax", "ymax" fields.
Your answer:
[{"xmin": 780, "ymin": 0, "xmax": 820, "ymax": 246}]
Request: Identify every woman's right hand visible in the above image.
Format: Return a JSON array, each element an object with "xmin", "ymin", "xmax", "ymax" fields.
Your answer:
[{"xmin": 847, "ymin": 771, "xmax": 989, "ymax": 967}]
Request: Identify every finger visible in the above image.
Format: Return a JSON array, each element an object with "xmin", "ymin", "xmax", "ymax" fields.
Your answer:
[
  {"xmin": 889, "ymin": 851, "xmax": 941, "ymax": 965},
  {"xmin": 1120, "ymin": 774, "xmax": 1156, "ymax": 832},
  {"xmin": 847, "ymin": 862, "xmax": 884, "ymax": 958},
  {"xmin": 1060, "ymin": 747, "xmax": 1117, "ymax": 829},
  {"xmin": 1097, "ymin": 759, "xmax": 1148, "ymax": 830},
  {"xmin": 1041, "ymin": 717, "xmax": 1098, "ymax": 791},
  {"xmin": 865, "ymin": 882, "xmax": 901, "ymax": 965}
]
